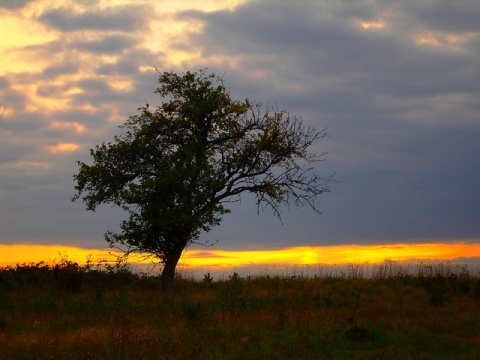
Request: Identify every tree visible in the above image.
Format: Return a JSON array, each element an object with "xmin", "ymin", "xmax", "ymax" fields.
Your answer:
[{"xmin": 73, "ymin": 69, "xmax": 331, "ymax": 288}]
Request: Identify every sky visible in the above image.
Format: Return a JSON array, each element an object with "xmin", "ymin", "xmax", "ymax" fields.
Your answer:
[{"xmin": 1, "ymin": 0, "xmax": 479, "ymax": 266}]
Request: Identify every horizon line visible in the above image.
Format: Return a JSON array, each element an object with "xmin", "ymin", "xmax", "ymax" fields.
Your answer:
[{"xmin": 1, "ymin": 241, "xmax": 480, "ymax": 269}]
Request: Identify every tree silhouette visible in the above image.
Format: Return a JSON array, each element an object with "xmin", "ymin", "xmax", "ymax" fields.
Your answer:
[{"xmin": 73, "ymin": 69, "xmax": 331, "ymax": 288}]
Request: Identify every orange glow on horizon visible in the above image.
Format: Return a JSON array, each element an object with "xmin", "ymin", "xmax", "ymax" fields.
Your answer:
[
  {"xmin": 0, "ymin": 244, "xmax": 119, "ymax": 267},
  {"xmin": 179, "ymin": 242, "xmax": 480, "ymax": 269},
  {"xmin": 1, "ymin": 242, "xmax": 479, "ymax": 270}
]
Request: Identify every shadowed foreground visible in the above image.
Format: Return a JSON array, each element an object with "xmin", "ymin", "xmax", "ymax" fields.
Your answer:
[{"xmin": 0, "ymin": 261, "xmax": 479, "ymax": 359}]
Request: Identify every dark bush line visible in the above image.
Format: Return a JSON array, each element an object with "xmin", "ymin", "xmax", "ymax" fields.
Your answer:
[{"xmin": 0, "ymin": 259, "xmax": 161, "ymax": 292}]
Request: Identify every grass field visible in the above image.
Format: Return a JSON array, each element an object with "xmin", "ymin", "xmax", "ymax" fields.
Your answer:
[{"xmin": 1, "ymin": 259, "xmax": 479, "ymax": 359}]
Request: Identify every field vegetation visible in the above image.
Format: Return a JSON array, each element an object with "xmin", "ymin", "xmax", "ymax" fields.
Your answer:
[{"xmin": 0, "ymin": 258, "xmax": 479, "ymax": 359}]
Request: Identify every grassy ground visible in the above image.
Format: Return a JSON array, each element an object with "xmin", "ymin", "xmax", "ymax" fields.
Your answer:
[{"xmin": 0, "ymin": 261, "xmax": 479, "ymax": 359}]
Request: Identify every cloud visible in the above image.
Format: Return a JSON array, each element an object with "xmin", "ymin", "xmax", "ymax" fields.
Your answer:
[
  {"xmin": 0, "ymin": 0, "xmax": 34, "ymax": 10},
  {"xmin": 38, "ymin": 5, "xmax": 151, "ymax": 32},
  {"xmin": 178, "ymin": 0, "xmax": 480, "ymax": 134},
  {"xmin": 73, "ymin": 0, "xmax": 100, "ymax": 5},
  {"xmin": 48, "ymin": 143, "xmax": 80, "ymax": 154},
  {"xmin": 0, "ymin": 161, "xmax": 50, "ymax": 171},
  {"xmin": 180, "ymin": 1, "xmax": 480, "ymax": 103},
  {"xmin": 173, "ymin": 0, "xmax": 480, "ymax": 247},
  {"xmin": 409, "ymin": 1, "xmax": 480, "ymax": 34},
  {"xmin": 68, "ymin": 77, "xmax": 139, "ymax": 108},
  {"xmin": 0, "ymin": 76, "xmax": 8, "ymax": 89},
  {"xmin": 41, "ymin": 64, "xmax": 79, "ymax": 78},
  {"xmin": 75, "ymin": 35, "xmax": 138, "ymax": 54},
  {"xmin": 0, "ymin": 77, "xmax": 26, "ymax": 109}
]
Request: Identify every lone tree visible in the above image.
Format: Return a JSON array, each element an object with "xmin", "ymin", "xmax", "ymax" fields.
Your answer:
[{"xmin": 73, "ymin": 69, "xmax": 331, "ymax": 288}]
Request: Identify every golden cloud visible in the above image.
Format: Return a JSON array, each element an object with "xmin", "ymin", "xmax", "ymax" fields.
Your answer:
[
  {"xmin": 48, "ymin": 143, "xmax": 80, "ymax": 153},
  {"xmin": 51, "ymin": 121, "xmax": 86, "ymax": 134},
  {"xmin": 359, "ymin": 21, "xmax": 386, "ymax": 30},
  {"xmin": 414, "ymin": 31, "xmax": 471, "ymax": 51}
]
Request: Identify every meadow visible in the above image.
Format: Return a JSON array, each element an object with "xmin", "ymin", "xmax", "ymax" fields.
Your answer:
[{"xmin": 0, "ymin": 259, "xmax": 479, "ymax": 359}]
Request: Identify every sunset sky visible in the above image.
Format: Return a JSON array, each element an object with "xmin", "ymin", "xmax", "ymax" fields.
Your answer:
[{"xmin": 1, "ymin": 0, "xmax": 479, "ymax": 267}]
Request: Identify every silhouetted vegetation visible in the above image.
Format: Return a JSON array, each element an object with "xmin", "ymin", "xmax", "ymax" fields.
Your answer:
[{"xmin": 0, "ymin": 260, "xmax": 479, "ymax": 359}]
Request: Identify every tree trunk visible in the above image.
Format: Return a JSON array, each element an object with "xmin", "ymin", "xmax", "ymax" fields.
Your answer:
[{"xmin": 160, "ymin": 235, "xmax": 189, "ymax": 290}]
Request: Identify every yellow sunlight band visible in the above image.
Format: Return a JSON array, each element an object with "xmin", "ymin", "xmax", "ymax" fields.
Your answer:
[
  {"xmin": 1, "ymin": 242, "xmax": 479, "ymax": 269},
  {"xmin": 180, "ymin": 242, "xmax": 480, "ymax": 269},
  {"xmin": 0, "ymin": 244, "xmax": 116, "ymax": 267}
]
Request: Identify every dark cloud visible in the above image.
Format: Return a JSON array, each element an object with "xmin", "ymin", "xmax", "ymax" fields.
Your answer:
[
  {"xmin": 178, "ymin": 0, "xmax": 480, "ymax": 248},
  {"xmin": 95, "ymin": 64, "xmax": 117, "ymax": 76},
  {"xmin": 73, "ymin": 0, "xmax": 99, "ymax": 5},
  {"xmin": 42, "ymin": 64, "xmax": 78, "ymax": 78},
  {"xmin": 76, "ymin": 78, "xmax": 111, "ymax": 93},
  {"xmin": 0, "ymin": 74, "xmax": 27, "ymax": 101},
  {"xmin": 0, "ymin": 138, "xmax": 36, "ymax": 165},
  {"xmin": 35, "ymin": 84, "xmax": 65, "ymax": 98},
  {"xmin": 95, "ymin": 58, "xmax": 141, "ymax": 76},
  {"xmin": 75, "ymin": 35, "xmax": 137, "ymax": 54},
  {"xmin": 38, "ymin": 5, "xmax": 151, "ymax": 32},
  {"xmin": 52, "ymin": 109, "xmax": 108, "ymax": 125},
  {"xmin": 0, "ymin": 76, "xmax": 9, "ymax": 89},
  {"xmin": 181, "ymin": 1, "xmax": 480, "ymax": 103},
  {"xmin": 69, "ymin": 79, "xmax": 137, "ymax": 107},
  {"xmin": 409, "ymin": 1, "xmax": 480, "ymax": 34},
  {"xmin": 0, "ymin": 115, "xmax": 44, "ymax": 136},
  {"xmin": 0, "ymin": 0, "xmax": 33, "ymax": 10}
]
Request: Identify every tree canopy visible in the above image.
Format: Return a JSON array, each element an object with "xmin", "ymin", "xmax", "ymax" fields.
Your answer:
[{"xmin": 73, "ymin": 69, "xmax": 331, "ymax": 288}]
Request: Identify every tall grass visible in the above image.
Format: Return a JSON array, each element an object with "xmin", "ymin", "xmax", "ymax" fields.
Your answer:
[
  {"xmin": 0, "ymin": 258, "xmax": 479, "ymax": 359},
  {"xmin": 175, "ymin": 258, "xmax": 480, "ymax": 281}
]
